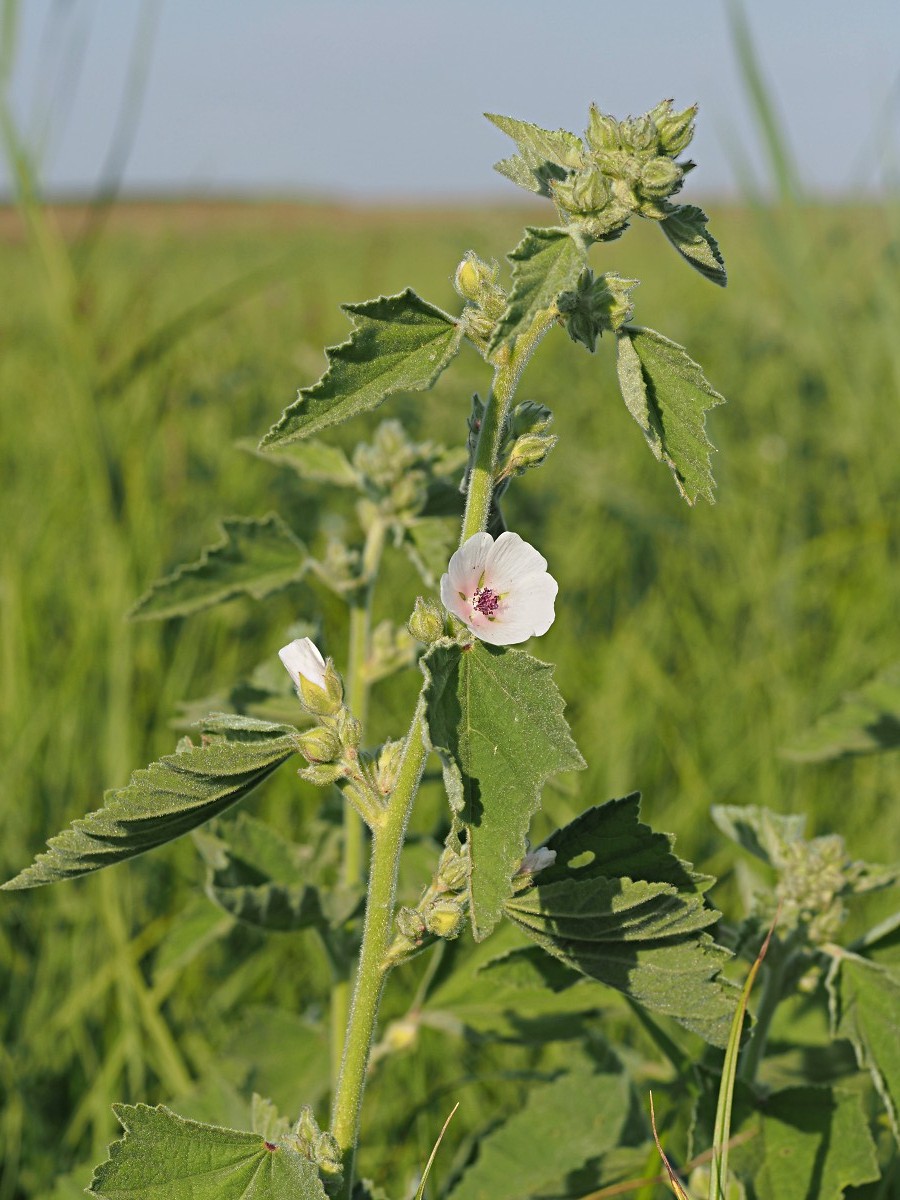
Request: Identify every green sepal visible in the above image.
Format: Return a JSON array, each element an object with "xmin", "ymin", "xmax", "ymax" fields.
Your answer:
[
  {"xmin": 486, "ymin": 112, "xmax": 583, "ymax": 197},
  {"xmin": 660, "ymin": 204, "xmax": 727, "ymax": 286},
  {"xmin": 422, "ymin": 640, "xmax": 585, "ymax": 941},
  {"xmin": 2, "ymin": 716, "xmax": 300, "ymax": 889},
  {"xmin": 196, "ymin": 813, "xmax": 362, "ymax": 934},
  {"xmin": 505, "ymin": 795, "xmax": 739, "ymax": 1046},
  {"xmin": 88, "ymin": 1104, "xmax": 328, "ymax": 1200},
  {"xmin": 260, "ymin": 290, "xmax": 463, "ymax": 447},
  {"xmin": 615, "ymin": 324, "xmax": 724, "ymax": 505},
  {"xmin": 488, "ymin": 227, "xmax": 587, "ymax": 354},
  {"xmin": 129, "ymin": 514, "xmax": 308, "ymax": 620}
]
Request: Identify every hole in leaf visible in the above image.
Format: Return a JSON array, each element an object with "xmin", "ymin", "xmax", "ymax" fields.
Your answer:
[{"xmin": 568, "ymin": 850, "xmax": 595, "ymax": 870}]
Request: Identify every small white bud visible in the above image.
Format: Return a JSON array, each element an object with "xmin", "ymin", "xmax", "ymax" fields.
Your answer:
[{"xmin": 279, "ymin": 637, "xmax": 327, "ymax": 691}]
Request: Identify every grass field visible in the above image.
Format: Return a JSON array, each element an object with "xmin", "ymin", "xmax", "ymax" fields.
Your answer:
[{"xmin": 2, "ymin": 194, "xmax": 899, "ymax": 1197}]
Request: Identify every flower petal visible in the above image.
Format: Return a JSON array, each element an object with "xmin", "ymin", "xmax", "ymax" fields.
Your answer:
[
  {"xmin": 447, "ymin": 532, "xmax": 494, "ymax": 594},
  {"xmin": 485, "ymin": 531, "xmax": 548, "ymax": 593},
  {"xmin": 279, "ymin": 637, "xmax": 327, "ymax": 690}
]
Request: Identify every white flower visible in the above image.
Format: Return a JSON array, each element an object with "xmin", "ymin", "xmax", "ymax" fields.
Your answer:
[
  {"xmin": 440, "ymin": 531, "xmax": 557, "ymax": 646},
  {"xmin": 516, "ymin": 847, "xmax": 557, "ymax": 876},
  {"xmin": 279, "ymin": 637, "xmax": 327, "ymax": 691}
]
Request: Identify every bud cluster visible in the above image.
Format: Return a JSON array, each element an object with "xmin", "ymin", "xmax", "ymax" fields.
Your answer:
[
  {"xmin": 288, "ymin": 1106, "xmax": 343, "ymax": 1194},
  {"xmin": 453, "ymin": 252, "xmax": 509, "ymax": 358},
  {"xmin": 557, "ymin": 269, "xmax": 638, "ymax": 352},
  {"xmin": 551, "ymin": 99, "xmax": 697, "ymax": 240},
  {"xmin": 388, "ymin": 838, "xmax": 471, "ymax": 964},
  {"xmin": 496, "ymin": 400, "xmax": 557, "ymax": 483}
]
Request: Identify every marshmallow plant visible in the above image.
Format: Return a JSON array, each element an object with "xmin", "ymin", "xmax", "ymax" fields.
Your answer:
[{"xmin": 6, "ymin": 102, "xmax": 898, "ymax": 1200}]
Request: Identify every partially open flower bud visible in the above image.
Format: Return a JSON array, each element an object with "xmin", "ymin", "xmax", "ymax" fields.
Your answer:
[{"xmin": 280, "ymin": 637, "xmax": 344, "ymax": 716}]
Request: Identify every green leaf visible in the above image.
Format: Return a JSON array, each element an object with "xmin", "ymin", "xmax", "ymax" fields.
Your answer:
[
  {"xmin": 260, "ymin": 290, "xmax": 463, "ymax": 447},
  {"xmin": 505, "ymin": 796, "xmax": 738, "ymax": 1046},
  {"xmin": 615, "ymin": 325, "xmax": 725, "ymax": 505},
  {"xmin": 783, "ymin": 663, "xmax": 900, "ymax": 762},
  {"xmin": 89, "ymin": 1104, "xmax": 327, "ymax": 1200},
  {"xmin": 422, "ymin": 641, "xmax": 585, "ymax": 941},
  {"xmin": 3, "ymin": 716, "xmax": 299, "ymax": 889},
  {"xmin": 197, "ymin": 813, "xmax": 361, "ymax": 933},
  {"xmin": 446, "ymin": 1056, "xmax": 646, "ymax": 1200},
  {"xmin": 723, "ymin": 1086, "xmax": 880, "ymax": 1200},
  {"xmin": 240, "ymin": 438, "xmax": 360, "ymax": 488},
  {"xmin": 827, "ymin": 951, "xmax": 900, "ymax": 1141},
  {"xmin": 488, "ymin": 227, "xmax": 587, "ymax": 353},
  {"xmin": 486, "ymin": 112, "xmax": 584, "ymax": 198},
  {"xmin": 660, "ymin": 205, "xmax": 727, "ymax": 286},
  {"xmin": 711, "ymin": 804, "xmax": 807, "ymax": 866},
  {"xmin": 129, "ymin": 514, "xmax": 308, "ymax": 620}
]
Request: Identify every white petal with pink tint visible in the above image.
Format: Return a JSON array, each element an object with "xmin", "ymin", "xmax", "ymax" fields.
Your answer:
[{"xmin": 440, "ymin": 531, "xmax": 557, "ymax": 646}]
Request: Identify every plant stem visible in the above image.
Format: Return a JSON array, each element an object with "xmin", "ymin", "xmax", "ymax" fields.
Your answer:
[
  {"xmin": 330, "ymin": 701, "xmax": 430, "ymax": 1200},
  {"xmin": 738, "ymin": 942, "xmax": 794, "ymax": 1085},
  {"xmin": 461, "ymin": 308, "xmax": 558, "ymax": 543}
]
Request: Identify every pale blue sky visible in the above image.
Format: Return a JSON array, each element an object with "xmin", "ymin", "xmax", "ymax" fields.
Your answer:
[{"xmin": 1, "ymin": 0, "xmax": 898, "ymax": 200}]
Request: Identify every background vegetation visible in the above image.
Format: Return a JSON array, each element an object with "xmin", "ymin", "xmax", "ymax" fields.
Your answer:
[{"xmin": 2, "ymin": 67, "xmax": 899, "ymax": 1200}]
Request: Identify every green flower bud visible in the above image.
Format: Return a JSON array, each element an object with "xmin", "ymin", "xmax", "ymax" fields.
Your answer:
[
  {"xmin": 505, "ymin": 432, "xmax": 557, "ymax": 476},
  {"xmin": 638, "ymin": 156, "xmax": 683, "ymax": 199},
  {"xmin": 620, "ymin": 115, "xmax": 657, "ymax": 153},
  {"xmin": 336, "ymin": 708, "xmax": 361, "ymax": 750},
  {"xmin": 437, "ymin": 844, "xmax": 469, "ymax": 892},
  {"xmin": 299, "ymin": 761, "xmax": 346, "ymax": 787},
  {"xmin": 508, "ymin": 400, "xmax": 553, "ymax": 439},
  {"xmin": 586, "ymin": 103, "xmax": 621, "ymax": 151},
  {"xmin": 552, "ymin": 165, "xmax": 610, "ymax": 215},
  {"xmin": 454, "ymin": 251, "xmax": 496, "ymax": 302},
  {"xmin": 297, "ymin": 725, "xmax": 341, "ymax": 764},
  {"xmin": 298, "ymin": 658, "xmax": 344, "ymax": 717},
  {"xmin": 396, "ymin": 905, "xmax": 427, "ymax": 942},
  {"xmin": 408, "ymin": 596, "xmax": 444, "ymax": 645},
  {"xmin": 315, "ymin": 1132, "xmax": 342, "ymax": 1176},
  {"xmin": 654, "ymin": 101, "xmax": 697, "ymax": 156},
  {"xmin": 293, "ymin": 1106, "xmax": 319, "ymax": 1155},
  {"xmin": 423, "ymin": 897, "xmax": 465, "ymax": 940},
  {"xmin": 374, "ymin": 738, "xmax": 405, "ymax": 795},
  {"xmin": 558, "ymin": 269, "xmax": 638, "ymax": 351}
]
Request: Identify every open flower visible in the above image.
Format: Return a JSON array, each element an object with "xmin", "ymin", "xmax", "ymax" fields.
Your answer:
[
  {"xmin": 279, "ymin": 637, "xmax": 327, "ymax": 690},
  {"xmin": 440, "ymin": 531, "xmax": 557, "ymax": 646}
]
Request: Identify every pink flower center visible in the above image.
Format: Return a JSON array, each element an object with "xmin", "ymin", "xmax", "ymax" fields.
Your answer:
[{"xmin": 473, "ymin": 586, "xmax": 500, "ymax": 617}]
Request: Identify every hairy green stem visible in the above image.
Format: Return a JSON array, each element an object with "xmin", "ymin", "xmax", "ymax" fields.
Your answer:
[
  {"xmin": 461, "ymin": 309, "xmax": 558, "ymax": 543},
  {"xmin": 738, "ymin": 942, "xmax": 794, "ymax": 1084},
  {"xmin": 331, "ymin": 702, "xmax": 430, "ymax": 1200}
]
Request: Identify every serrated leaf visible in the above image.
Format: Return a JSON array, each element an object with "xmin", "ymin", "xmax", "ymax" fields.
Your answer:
[
  {"xmin": 505, "ymin": 796, "xmax": 738, "ymax": 1046},
  {"xmin": 488, "ymin": 227, "xmax": 587, "ymax": 353},
  {"xmin": 89, "ymin": 1104, "xmax": 327, "ymax": 1200},
  {"xmin": 3, "ymin": 716, "xmax": 299, "ymax": 889},
  {"xmin": 240, "ymin": 438, "xmax": 360, "ymax": 487},
  {"xmin": 660, "ymin": 205, "xmax": 727, "ymax": 286},
  {"xmin": 783, "ymin": 663, "xmax": 900, "ymax": 762},
  {"xmin": 827, "ymin": 951, "xmax": 900, "ymax": 1141},
  {"xmin": 260, "ymin": 290, "xmax": 462, "ymax": 447},
  {"xmin": 723, "ymin": 1086, "xmax": 879, "ymax": 1200},
  {"xmin": 486, "ymin": 112, "xmax": 583, "ymax": 198},
  {"xmin": 446, "ymin": 1056, "xmax": 646, "ymax": 1200},
  {"xmin": 422, "ymin": 641, "xmax": 584, "ymax": 941},
  {"xmin": 130, "ymin": 514, "xmax": 308, "ymax": 620},
  {"xmin": 615, "ymin": 325, "xmax": 724, "ymax": 505},
  {"xmin": 197, "ymin": 813, "xmax": 361, "ymax": 933}
]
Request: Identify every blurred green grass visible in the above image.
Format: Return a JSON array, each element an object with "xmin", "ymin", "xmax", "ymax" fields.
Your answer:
[{"xmin": 1, "ymin": 194, "xmax": 899, "ymax": 1196}]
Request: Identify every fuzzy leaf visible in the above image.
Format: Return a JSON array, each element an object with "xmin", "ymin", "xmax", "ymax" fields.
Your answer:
[
  {"xmin": 422, "ymin": 641, "xmax": 585, "ymax": 941},
  {"xmin": 506, "ymin": 796, "xmax": 738, "ymax": 1046},
  {"xmin": 197, "ymin": 813, "xmax": 361, "ymax": 933},
  {"xmin": 827, "ymin": 952, "xmax": 900, "ymax": 1141},
  {"xmin": 711, "ymin": 804, "xmax": 807, "ymax": 866},
  {"xmin": 240, "ymin": 439, "xmax": 360, "ymax": 487},
  {"xmin": 486, "ymin": 112, "xmax": 583, "ymax": 197},
  {"xmin": 446, "ymin": 1056, "xmax": 646, "ymax": 1200},
  {"xmin": 260, "ymin": 290, "xmax": 462, "ymax": 446},
  {"xmin": 3, "ymin": 717, "xmax": 299, "ymax": 889},
  {"xmin": 130, "ymin": 514, "xmax": 308, "ymax": 620},
  {"xmin": 660, "ymin": 205, "xmax": 727, "ymax": 286},
  {"xmin": 783, "ymin": 663, "xmax": 900, "ymax": 762},
  {"xmin": 488, "ymin": 227, "xmax": 587, "ymax": 353},
  {"xmin": 615, "ymin": 325, "xmax": 724, "ymax": 505},
  {"xmin": 89, "ymin": 1104, "xmax": 327, "ymax": 1200}
]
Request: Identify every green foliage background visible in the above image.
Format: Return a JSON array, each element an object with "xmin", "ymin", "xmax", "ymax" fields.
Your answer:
[{"xmin": 1, "ymin": 190, "xmax": 899, "ymax": 1197}]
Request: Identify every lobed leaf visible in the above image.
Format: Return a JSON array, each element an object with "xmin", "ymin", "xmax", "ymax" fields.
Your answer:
[
  {"xmin": 422, "ymin": 640, "xmax": 585, "ymax": 941},
  {"xmin": 89, "ymin": 1104, "xmax": 327, "ymax": 1200},
  {"xmin": 486, "ymin": 112, "xmax": 583, "ymax": 197},
  {"xmin": 660, "ymin": 204, "xmax": 727, "ymax": 286},
  {"xmin": 3, "ymin": 716, "xmax": 299, "ymax": 889},
  {"xmin": 783, "ymin": 662, "xmax": 900, "ymax": 762},
  {"xmin": 506, "ymin": 796, "xmax": 738, "ymax": 1046},
  {"xmin": 827, "ymin": 951, "xmax": 900, "ymax": 1142},
  {"xmin": 260, "ymin": 290, "xmax": 462, "ymax": 447},
  {"xmin": 129, "ymin": 514, "xmax": 308, "ymax": 620},
  {"xmin": 615, "ymin": 324, "xmax": 724, "ymax": 505},
  {"xmin": 488, "ymin": 227, "xmax": 587, "ymax": 354}
]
